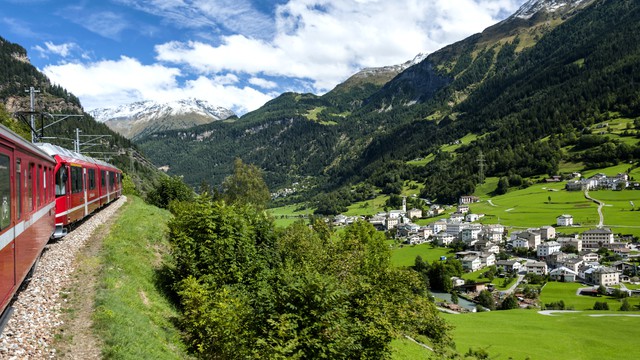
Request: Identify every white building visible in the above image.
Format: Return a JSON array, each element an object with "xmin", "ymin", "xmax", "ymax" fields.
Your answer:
[
  {"xmin": 585, "ymin": 267, "xmax": 619, "ymax": 286},
  {"xmin": 512, "ymin": 238, "xmax": 530, "ymax": 249},
  {"xmin": 461, "ymin": 224, "xmax": 482, "ymax": 244},
  {"xmin": 465, "ymin": 213, "xmax": 480, "ymax": 222},
  {"xmin": 537, "ymin": 241, "xmax": 561, "ymax": 258},
  {"xmin": 526, "ymin": 261, "xmax": 548, "ymax": 275},
  {"xmin": 540, "ymin": 226, "xmax": 556, "ymax": 240},
  {"xmin": 557, "ymin": 214, "xmax": 574, "ymax": 226},
  {"xmin": 407, "ymin": 208, "xmax": 423, "ymax": 219},
  {"xmin": 557, "ymin": 237, "xmax": 582, "ymax": 252},
  {"xmin": 430, "ymin": 221, "xmax": 447, "ymax": 234},
  {"xmin": 436, "ymin": 232, "xmax": 455, "ymax": 246},
  {"xmin": 462, "ymin": 255, "xmax": 482, "ymax": 272},
  {"xmin": 445, "ymin": 221, "xmax": 467, "ymax": 238},
  {"xmin": 581, "ymin": 228, "xmax": 614, "ymax": 249}
]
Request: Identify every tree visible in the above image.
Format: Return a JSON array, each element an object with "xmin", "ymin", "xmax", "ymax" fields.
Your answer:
[
  {"xmin": 169, "ymin": 203, "xmax": 455, "ymax": 358},
  {"xmin": 450, "ymin": 291, "xmax": 459, "ymax": 305},
  {"xmin": 620, "ymin": 298, "xmax": 631, "ymax": 311},
  {"xmin": 597, "ymin": 284, "xmax": 607, "ymax": 295},
  {"xmin": 221, "ymin": 158, "xmax": 270, "ymax": 209},
  {"xmin": 146, "ymin": 175, "xmax": 194, "ymax": 209},
  {"xmin": 495, "ymin": 177, "xmax": 509, "ymax": 195},
  {"xmin": 500, "ymin": 295, "xmax": 519, "ymax": 310},
  {"xmin": 476, "ymin": 290, "xmax": 495, "ymax": 310},
  {"xmin": 593, "ymin": 301, "xmax": 609, "ymax": 310}
]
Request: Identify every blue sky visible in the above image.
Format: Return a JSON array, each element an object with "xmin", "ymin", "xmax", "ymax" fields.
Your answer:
[{"xmin": 1, "ymin": 0, "xmax": 526, "ymax": 115}]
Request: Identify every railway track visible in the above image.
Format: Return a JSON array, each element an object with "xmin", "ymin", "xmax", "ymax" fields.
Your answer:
[{"xmin": 0, "ymin": 197, "xmax": 126, "ymax": 358}]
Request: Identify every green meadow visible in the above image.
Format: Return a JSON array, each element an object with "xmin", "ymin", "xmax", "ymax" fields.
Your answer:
[
  {"xmin": 539, "ymin": 281, "xmax": 640, "ymax": 310},
  {"xmin": 443, "ymin": 309, "xmax": 640, "ymax": 360},
  {"xmin": 390, "ymin": 243, "xmax": 453, "ymax": 267},
  {"xmin": 468, "ymin": 164, "xmax": 640, "ymax": 237}
]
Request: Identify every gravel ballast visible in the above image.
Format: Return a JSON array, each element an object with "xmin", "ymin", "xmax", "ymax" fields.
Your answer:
[{"xmin": 0, "ymin": 197, "xmax": 127, "ymax": 359}]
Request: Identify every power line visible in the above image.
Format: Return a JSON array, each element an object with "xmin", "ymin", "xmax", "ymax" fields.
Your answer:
[{"xmin": 476, "ymin": 151, "xmax": 486, "ymax": 185}]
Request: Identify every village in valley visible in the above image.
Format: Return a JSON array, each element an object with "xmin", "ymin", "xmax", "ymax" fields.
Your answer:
[{"xmin": 330, "ymin": 171, "xmax": 640, "ymax": 312}]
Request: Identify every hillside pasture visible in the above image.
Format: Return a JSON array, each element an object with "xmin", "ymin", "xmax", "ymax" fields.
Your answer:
[
  {"xmin": 469, "ymin": 181, "xmax": 599, "ymax": 230},
  {"xmin": 390, "ymin": 243, "xmax": 453, "ymax": 268},
  {"xmin": 443, "ymin": 309, "xmax": 640, "ymax": 360},
  {"xmin": 539, "ymin": 281, "xmax": 640, "ymax": 311}
]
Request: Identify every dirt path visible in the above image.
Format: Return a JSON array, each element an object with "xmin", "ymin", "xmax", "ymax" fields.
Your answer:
[
  {"xmin": 584, "ymin": 189, "xmax": 604, "ymax": 228},
  {"xmin": 54, "ymin": 201, "xmax": 125, "ymax": 359}
]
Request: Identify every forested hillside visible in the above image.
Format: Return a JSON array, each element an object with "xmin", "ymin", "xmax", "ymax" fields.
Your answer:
[{"xmin": 138, "ymin": 0, "xmax": 640, "ymax": 206}]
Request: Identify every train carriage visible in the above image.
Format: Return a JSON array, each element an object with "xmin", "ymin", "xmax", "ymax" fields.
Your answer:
[
  {"xmin": 35, "ymin": 144, "xmax": 122, "ymax": 236},
  {"xmin": 0, "ymin": 124, "xmax": 56, "ymax": 328}
]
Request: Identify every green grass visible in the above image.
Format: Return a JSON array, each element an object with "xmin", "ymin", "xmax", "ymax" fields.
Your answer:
[
  {"xmin": 539, "ymin": 281, "xmax": 640, "ymax": 310},
  {"xmin": 391, "ymin": 244, "xmax": 453, "ymax": 267},
  {"xmin": 94, "ymin": 197, "xmax": 190, "ymax": 359},
  {"xmin": 267, "ymin": 204, "xmax": 312, "ymax": 227},
  {"xmin": 407, "ymin": 133, "xmax": 479, "ymax": 166},
  {"xmin": 390, "ymin": 337, "xmax": 432, "ymax": 359},
  {"xmin": 470, "ymin": 181, "xmax": 597, "ymax": 231},
  {"xmin": 467, "ymin": 167, "xmax": 640, "ymax": 237},
  {"xmin": 444, "ymin": 309, "xmax": 640, "ymax": 360}
]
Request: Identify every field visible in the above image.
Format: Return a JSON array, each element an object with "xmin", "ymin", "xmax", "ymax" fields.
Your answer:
[
  {"xmin": 267, "ymin": 204, "xmax": 312, "ymax": 227},
  {"xmin": 443, "ymin": 309, "xmax": 640, "ymax": 360},
  {"xmin": 539, "ymin": 281, "xmax": 640, "ymax": 310},
  {"xmin": 390, "ymin": 243, "xmax": 453, "ymax": 267},
  {"xmin": 468, "ymin": 164, "xmax": 640, "ymax": 237}
]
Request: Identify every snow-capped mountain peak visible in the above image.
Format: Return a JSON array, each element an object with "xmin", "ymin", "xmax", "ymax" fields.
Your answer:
[
  {"xmin": 355, "ymin": 52, "xmax": 428, "ymax": 79},
  {"xmin": 512, "ymin": 0, "xmax": 590, "ymax": 20},
  {"xmin": 89, "ymin": 98, "xmax": 235, "ymax": 140},
  {"xmin": 89, "ymin": 98, "xmax": 235, "ymax": 123}
]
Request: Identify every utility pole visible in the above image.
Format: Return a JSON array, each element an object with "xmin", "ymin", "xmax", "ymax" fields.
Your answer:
[
  {"xmin": 75, "ymin": 128, "xmax": 111, "ymax": 154},
  {"xmin": 16, "ymin": 87, "xmax": 83, "ymax": 142},
  {"xmin": 477, "ymin": 151, "xmax": 486, "ymax": 185},
  {"xmin": 25, "ymin": 86, "xmax": 40, "ymax": 142},
  {"xmin": 75, "ymin": 128, "xmax": 82, "ymax": 152}
]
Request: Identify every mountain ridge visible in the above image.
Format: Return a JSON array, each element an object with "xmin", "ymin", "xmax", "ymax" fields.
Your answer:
[
  {"xmin": 90, "ymin": 98, "xmax": 235, "ymax": 140},
  {"xmin": 136, "ymin": 0, "xmax": 640, "ymax": 207}
]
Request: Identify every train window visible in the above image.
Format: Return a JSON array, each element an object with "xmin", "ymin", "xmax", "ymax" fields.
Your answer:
[
  {"xmin": 0, "ymin": 154, "xmax": 10, "ymax": 230},
  {"xmin": 101, "ymin": 170, "xmax": 106, "ymax": 187},
  {"xmin": 110, "ymin": 172, "xmax": 115, "ymax": 191},
  {"xmin": 43, "ymin": 167, "xmax": 47, "ymax": 202},
  {"xmin": 71, "ymin": 166, "xmax": 83, "ymax": 194},
  {"xmin": 88, "ymin": 169, "xmax": 96, "ymax": 190},
  {"xmin": 16, "ymin": 159, "xmax": 21, "ymax": 220},
  {"xmin": 56, "ymin": 167, "xmax": 67, "ymax": 196},
  {"xmin": 28, "ymin": 163, "xmax": 34, "ymax": 212}
]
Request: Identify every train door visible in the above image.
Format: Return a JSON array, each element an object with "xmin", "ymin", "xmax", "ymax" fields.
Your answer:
[
  {"xmin": 105, "ymin": 171, "xmax": 110, "ymax": 203},
  {"xmin": 0, "ymin": 146, "xmax": 15, "ymax": 309},
  {"xmin": 83, "ymin": 168, "xmax": 88, "ymax": 217}
]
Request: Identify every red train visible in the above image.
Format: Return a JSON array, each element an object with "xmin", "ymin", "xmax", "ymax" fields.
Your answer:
[{"xmin": 0, "ymin": 123, "xmax": 122, "ymax": 330}]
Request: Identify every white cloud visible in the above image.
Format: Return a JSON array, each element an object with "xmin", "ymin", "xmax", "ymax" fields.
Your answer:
[
  {"xmin": 33, "ymin": 41, "xmax": 79, "ymax": 58},
  {"xmin": 114, "ymin": 0, "xmax": 274, "ymax": 38},
  {"xmin": 43, "ymin": 0, "xmax": 527, "ymax": 114},
  {"xmin": 249, "ymin": 77, "xmax": 278, "ymax": 89},
  {"xmin": 154, "ymin": 0, "xmax": 526, "ymax": 93},
  {"xmin": 42, "ymin": 56, "xmax": 272, "ymax": 114}
]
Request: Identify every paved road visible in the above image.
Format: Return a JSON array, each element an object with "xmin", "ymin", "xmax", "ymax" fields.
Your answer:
[{"xmin": 584, "ymin": 189, "xmax": 604, "ymax": 228}]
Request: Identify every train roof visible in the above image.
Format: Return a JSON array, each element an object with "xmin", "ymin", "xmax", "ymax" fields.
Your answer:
[
  {"xmin": 34, "ymin": 142, "xmax": 120, "ymax": 171},
  {"xmin": 0, "ymin": 123, "xmax": 57, "ymax": 163}
]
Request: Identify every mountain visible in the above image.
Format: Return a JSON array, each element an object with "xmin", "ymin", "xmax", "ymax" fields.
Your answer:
[
  {"xmin": 138, "ymin": 0, "xmax": 640, "ymax": 206},
  {"xmin": 90, "ymin": 99, "xmax": 235, "ymax": 140}
]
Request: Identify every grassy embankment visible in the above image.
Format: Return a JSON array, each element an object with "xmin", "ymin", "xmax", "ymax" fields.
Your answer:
[{"xmin": 93, "ymin": 196, "xmax": 190, "ymax": 359}]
